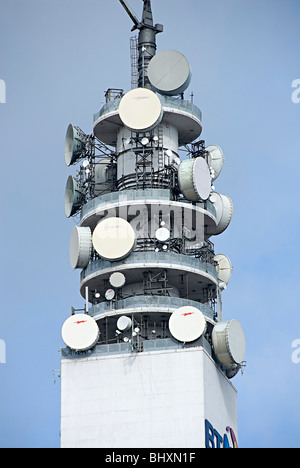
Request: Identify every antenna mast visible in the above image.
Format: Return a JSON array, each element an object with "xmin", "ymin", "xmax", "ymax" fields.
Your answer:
[{"xmin": 119, "ymin": 0, "xmax": 163, "ymax": 88}]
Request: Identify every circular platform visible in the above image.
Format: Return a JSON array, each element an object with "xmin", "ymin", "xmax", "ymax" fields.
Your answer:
[{"xmin": 93, "ymin": 96, "xmax": 202, "ymax": 147}]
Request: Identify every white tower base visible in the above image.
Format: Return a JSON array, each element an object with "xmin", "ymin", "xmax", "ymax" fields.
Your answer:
[{"xmin": 61, "ymin": 346, "xmax": 238, "ymax": 448}]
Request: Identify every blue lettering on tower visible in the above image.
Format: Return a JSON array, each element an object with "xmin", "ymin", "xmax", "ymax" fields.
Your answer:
[{"xmin": 205, "ymin": 419, "xmax": 238, "ymax": 448}]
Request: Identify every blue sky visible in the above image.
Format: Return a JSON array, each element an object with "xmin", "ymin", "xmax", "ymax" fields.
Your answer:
[{"xmin": 0, "ymin": 0, "xmax": 300, "ymax": 448}]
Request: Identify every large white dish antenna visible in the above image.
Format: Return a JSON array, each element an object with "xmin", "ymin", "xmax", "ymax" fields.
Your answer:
[
  {"xmin": 212, "ymin": 320, "xmax": 246, "ymax": 365},
  {"xmin": 69, "ymin": 226, "xmax": 92, "ymax": 270},
  {"xmin": 119, "ymin": 88, "xmax": 163, "ymax": 133},
  {"xmin": 209, "ymin": 192, "xmax": 233, "ymax": 235},
  {"xmin": 169, "ymin": 306, "xmax": 207, "ymax": 343},
  {"xmin": 109, "ymin": 272, "xmax": 126, "ymax": 288},
  {"xmin": 205, "ymin": 145, "xmax": 225, "ymax": 181},
  {"xmin": 148, "ymin": 50, "xmax": 192, "ymax": 96},
  {"xmin": 117, "ymin": 316, "xmax": 132, "ymax": 332},
  {"xmin": 64, "ymin": 176, "xmax": 85, "ymax": 218},
  {"xmin": 61, "ymin": 314, "xmax": 99, "ymax": 351},
  {"xmin": 214, "ymin": 254, "xmax": 233, "ymax": 286},
  {"xmin": 92, "ymin": 217, "xmax": 136, "ymax": 261},
  {"xmin": 65, "ymin": 124, "xmax": 86, "ymax": 166},
  {"xmin": 178, "ymin": 157, "xmax": 211, "ymax": 201}
]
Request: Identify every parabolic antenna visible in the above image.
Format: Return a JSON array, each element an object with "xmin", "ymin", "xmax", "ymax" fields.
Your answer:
[
  {"xmin": 69, "ymin": 226, "xmax": 92, "ymax": 270},
  {"xmin": 169, "ymin": 306, "xmax": 207, "ymax": 343},
  {"xmin": 109, "ymin": 272, "xmax": 126, "ymax": 288},
  {"xmin": 61, "ymin": 314, "xmax": 99, "ymax": 351},
  {"xmin": 65, "ymin": 124, "xmax": 86, "ymax": 166},
  {"xmin": 105, "ymin": 289, "xmax": 115, "ymax": 301},
  {"xmin": 178, "ymin": 157, "xmax": 211, "ymax": 201},
  {"xmin": 117, "ymin": 315, "xmax": 132, "ymax": 332},
  {"xmin": 64, "ymin": 176, "xmax": 85, "ymax": 218},
  {"xmin": 155, "ymin": 227, "xmax": 170, "ymax": 242},
  {"xmin": 148, "ymin": 50, "xmax": 192, "ymax": 96},
  {"xmin": 119, "ymin": 88, "xmax": 163, "ymax": 132},
  {"xmin": 214, "ymin": 254, "xmax": 233, "ymax": 286},
  {"xmin": 92, "ymin": 217, "xmax": 136, "ymax": 261},
  {"xmin": 209, "ymin": 192, "xmax": 233, "ymax": 235},
  {"xmin": 205, "ymin": 145, "xmax": 225, "ymax": 181},
  {"xmin": 212, "ymin": 320, "xmax": 246, "ymax": 365}
]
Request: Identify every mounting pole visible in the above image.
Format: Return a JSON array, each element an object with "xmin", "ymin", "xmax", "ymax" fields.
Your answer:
[{"xmin": 119, "ymin": 0, "xmax": 163, "ymax": 89}]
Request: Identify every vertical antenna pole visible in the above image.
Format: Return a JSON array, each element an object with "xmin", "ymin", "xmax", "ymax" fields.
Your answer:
[{"xmin": 85, "ymin": 286, "xmax": 89, "ymax": 313}]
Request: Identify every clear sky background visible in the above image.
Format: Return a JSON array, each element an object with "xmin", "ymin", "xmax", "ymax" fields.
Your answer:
[{"xmin": 0, "ymin": 0, "xmax": 299, "ymax": 448}]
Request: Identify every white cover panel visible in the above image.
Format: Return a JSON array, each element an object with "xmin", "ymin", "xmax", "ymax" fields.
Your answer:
[{"xmin": 61, "ymin": 348, "xmax": 238, "ymax": 448}]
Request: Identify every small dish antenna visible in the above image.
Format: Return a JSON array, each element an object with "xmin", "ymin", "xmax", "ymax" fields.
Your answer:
[
  {"xmin": 155, "ymin": 227, "xmax": 170, "ymax": 242},
  {"xmin": 117, "ymin": 315, "xmax": 132, "ymax": 332},
  {"xmin": 109, "ymin": 272, "xmax": 126, "ymax": 288},
  {"xmin": 105, "ymin": 289, "xmax": 115, "ymax": 301}
]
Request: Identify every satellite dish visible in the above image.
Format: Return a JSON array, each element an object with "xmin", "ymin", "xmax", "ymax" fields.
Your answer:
[
  {"xmin": 178, "ymin": 157, "xmax": 211, "ymax": 201},
  {"xmin": 214, "ymin": 254, "xmax": 233, "ymax": 286},
  {"xmin": 69, "ymin": 226, "xmax": 92, "ymax": 270},
  {"xmin": 148, "ymin": 50, "xmax": 192, "ymax": 96},
  {"xmin": 64, "ymin": 124, "xmax": 86, "ymax": 166},
  {"xmin": 212, "ymin": 320, "xmax": 246, "ymax": 365},
  {"xmin": 205, "ymin": 145, "xmax": 225, "ymax": 181},
  {"xmin": 169, "ymin": 306, "xmax": 207, "ymax": 343},
  {"xmin": 117, "ymin": 316, "xmax": 132, "ymax": 332},
  {"xmin": 61, "ymin": 314, "xmax": 99, "ymax": 351},
  {"xmin": 119, "ymin": 88, "xmax": 163, "ymax": 132},
  {"xmin": 105, "ymin": 289, "xmax": 115, "ymax": 301},
  {"xmin": 155, "ymin": 227, "xmax": 170, "ymax": 242},
  {"xmin": 92, "ymin": 217, "xmax": 136, "ymax": 261},
  {"xmin": 209, "ymin": 192, "xmax": 233, "ymax": 235},
  {"xmin": 109, "ymin": 272, "xmax": 126, "ymax": 288},
  {"xmin": 64, "ymin": 175, "xmax": 85, "ymax": 218}
]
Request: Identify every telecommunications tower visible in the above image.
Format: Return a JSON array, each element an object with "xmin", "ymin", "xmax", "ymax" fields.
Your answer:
[{"xmin": 61, "ymin": 0, "xmax": 246, "ymax": 449}]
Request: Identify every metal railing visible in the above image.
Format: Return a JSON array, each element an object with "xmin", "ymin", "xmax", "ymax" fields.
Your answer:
[
  {"xmin": 81, "ymin": 251, "xmax": 217, "ymax": 283},
  {"xmin": 93, "ymin": 95, "xmax": 202, "ymax": 124},
  {"xmin": 89, "ymin": 295, "xmax": 215, "ymax": 320}
]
